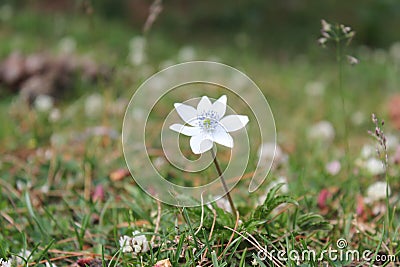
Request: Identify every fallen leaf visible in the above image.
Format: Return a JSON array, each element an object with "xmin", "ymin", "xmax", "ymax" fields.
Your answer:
[
  {"xmin": 110, "ymin": 168, "xmax": 130, "ymax": 181},
  {"xmin": 77, "ymin": 258, "xmax": 103, "ymax": 267},
  {"xmin": 153, "ymin": 258, "xmax": 172, "ymax": 267}
]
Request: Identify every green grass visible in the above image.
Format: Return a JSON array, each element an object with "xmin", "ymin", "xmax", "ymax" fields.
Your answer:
[{"xmin": 0, "ymin": 7, "xmax": 399, "ymax": 267}]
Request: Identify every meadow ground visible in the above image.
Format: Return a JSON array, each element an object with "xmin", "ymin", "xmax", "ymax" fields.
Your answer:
[{"xmin": 0, "ymin": 8, "xmax": 399, "ymax": 267}]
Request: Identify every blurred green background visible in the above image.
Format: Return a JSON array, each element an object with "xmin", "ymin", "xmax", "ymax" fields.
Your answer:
[{"xmin": 2, "ymin": 0, "xmax": 400, "ymax": 54}]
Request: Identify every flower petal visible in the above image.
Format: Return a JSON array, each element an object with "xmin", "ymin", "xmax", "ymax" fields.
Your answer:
[
  {"xmin": 211, "ymin": 95, "xmax": 227, "ymax": 118},
  {"xmin": 174, "ymin": 103, "xmax": 198, "ymax": 126},
  {"xmin": 169, "ymin": 124, "xmax": 200, "ymax": 136},
  {"xmin": 219, "ymin": 115, "xmax": 249, "ymax": 132},
  {"xmin": 212, "ymin": 125, "xmax": 233, "ymax": 148},
  {"xmin": 197, "ymin": 96, "xmax": 212, "ymax": 113},
  {"xmin": 190, "ymin": 135, "xmax": 213, "ymax": 154}
]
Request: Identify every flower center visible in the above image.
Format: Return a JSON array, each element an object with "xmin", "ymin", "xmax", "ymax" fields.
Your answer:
[{"xmin": 198, "ymin": 110, "xmax": 219, "ymax": 132}]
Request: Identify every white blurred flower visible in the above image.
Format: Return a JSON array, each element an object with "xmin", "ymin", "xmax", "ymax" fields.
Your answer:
[
  {"xmin": 365, "ymin": 181, "xmax": 391, "ymax": 203},
  {"xmin": 170, "ymin": 95, "xmax": 249, "ymax": 154},
  {"xmin": 119, "ymin": 231, "xmax": 150, "ymax": 256},
  {"xmin": 346, "ymin": 55, "xmax": 359, "ymax": 65},
  {"xmin": 321, "ymin": 19, "xmax": 331, "ymax": 32},
  {"xmin": 318, "ymin": 37, "xmax": 328, "ymax": 46},
  {"xmin": 351, "ymin": 111, "xmax": 366, "ymax": 126},
  {"xmin": 13, "ymin": 249, "xmax": 32, "ymax": 265},
  {"xmin": 34, "ymin": 95, "xmax": 54, "ymax": 113},
  {"xmin": 177, "ymin": 46, "xmax": 196, "ymax": 62},
  {"xmin": 258, "ymin": 176, "xmax": 289, "ymax": 204},
  {"xmin": 40, "ymin": 184, "xmax": 50, "ymax": 194},
  {"xmin": 389, "ymin": 42, "xmax": 400, "ymax": 62},
  {"xmin": 360, "ymin": 144, "xmax": 375, "ymax": 159},
  {"xmin": 326, "ymin": 160, "xmax": 341, "ymax": 175},
  {"xmin": 84, "ymin": 93, "xmax": 103, "ymax": 118},
  {"xmin": 308, "ymin": 121, "xmax": 335, "ymax": 143},
  {"xmin": 129, "ymin": 36, "xmax": 146, "ymax": 66},
  {"xmin": 45, "ymin": 262, "xmax": 57, "ymax": 267},
  {"xmin": 386, "ymin": 134, "xmax": 398, "ymax": 150},
  {"xmin": 257, "ymin": 143, "xmax": 287, "ymax": 168},
  {"xmin": 304, "ymin": 81, "xmax": 326, "ymax": 97},
  {"xmin": 58, "ymin": 37, "xmax": 76, "ymax": 54},
  {"xmin": 16, "ymin": 180, "xmax": 32, "ymax": 191},
  {"xmin": 0, "ymin": 4, "xmax": 13, "ymax": 21},
  {"xmin": 364, "ymin": 158, "xmax": 385, "ymax": 176},
  {"xmin": 49, "ymin": 108, "xmax": 61, "ymax": 122},
  {"xmin": 215, "ymin": 196, "xmax": 232, "ymax": 213},
  {"xmin": 0, "ymin": 258, "xmax": 12, "ymax": 267}
]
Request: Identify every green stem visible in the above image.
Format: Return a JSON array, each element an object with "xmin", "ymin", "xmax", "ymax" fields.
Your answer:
[
  {"xmin": 210, "ymin": 149, "xmax": 237, "ymax": 216},
  {"xmin": 336, "ymin": 41, "xmax": 350, "ymax": 176},
  {"xmin": 385, "ymin": 165, "xmax": 392, "ymax": 250}
]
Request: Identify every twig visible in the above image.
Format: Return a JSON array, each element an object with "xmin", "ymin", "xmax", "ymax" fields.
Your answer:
[
  {"xmin": 151, "ymin": 200, "xmax": 162, "ymax": 244},
  {"xmin": 219, "ymin": 210, "xmax": 240, "ymax": 260},
  {"xmin": 201, "ymin": 206, "xmax": 217, "ymax": 264},
  {"xmin": 224, "ymin": 226, "xmax": 284, "ymax": 267},
  {"xmin": 194, "ymin": 193, "xmax": 205, "ymax": 235}
]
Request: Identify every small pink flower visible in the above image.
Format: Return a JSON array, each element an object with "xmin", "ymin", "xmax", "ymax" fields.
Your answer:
[
  {"xmin": 318, "ymin": 189, "xmax": 330, "ymax": 209},
  {"xmin": 92, "ymin": 185, "xmax": 105, "ymax": 202}
]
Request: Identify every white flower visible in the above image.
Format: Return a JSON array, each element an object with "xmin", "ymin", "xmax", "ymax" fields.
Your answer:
[
  {"xmin": 321, "ymin": 19, "xmax": 331, "ymax": 32},
  {"xmin": 34, "ymin": 94, "xmax": 54, "ymax": 113},
  {"xmin": 129, "ymin": 36, "xmax": 146, "ymax": 66},
  {"xmin": 365, "ymin": 181, "xmax": 391, "ymax": 203},
  {"xmin": 386, "ymin": 134, "xmax": 398, "ymax": 150},
  {"xmin": 119, "ymin": 231, "xmax": 150, "ymax": 256},
  {"xmin": 49, "ymin": 108, "xmax": 61, "ymax": 122},
  {"xmin": 84, "ymin": 93, "xmax": 103, "ymax": 118},
  {"xmin": 308, "ymin": 121, "xmax": 335, "ymax": 143},
  {"xmin": 0, "ymin": 258, "xmax": 12, "ymax": 267},
  {"xmin": 360, "ymin": 144, "xmax": 375, "ymax": 159},
  {"xmin": 364, "ymin": 158, "xmax": 385, "ymax": 176},
  {"xmin": 58, "ymin": 37, "xmax": 76, "ymax": 54},
  {"xmin": 170, "ymin": 95, "xmax": 249, "ymax": 154},
  {"xmin": 351, "ymin": 111, "xmax": 366, "ymax": 126},
  {"xmin": 304, "ymin": 81, "xmax": 326, "ymax": 97},
  {"xmin": 346, "ymin": 55, "xmax": 359, "ymax": 65},
  {"xmin": 132, "ymin": 230, "xmax": 150, "ymax": 253},
  {"xmin": 119, "ymin": 235, "xmax": 133, "ymax": 253},
  {"xmin": 325, "ymin": 160, "xmax": 341, "ymax": 175},
  {"xmin": 45, "ymin": 262, "xmax": 57, "ymax": 267},
  {"xmin": 215, "ymin": 196, "xmax": 232, "ymax": 213}
]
